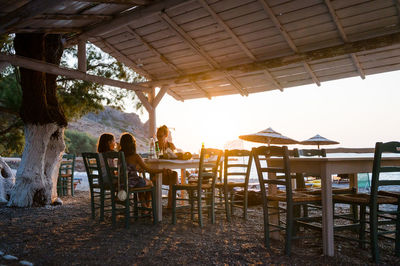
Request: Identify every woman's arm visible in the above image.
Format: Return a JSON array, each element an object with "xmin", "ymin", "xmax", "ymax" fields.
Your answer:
[{"xmin": 134, "ymin": 154, "xmax": 163, "ymax": 174}]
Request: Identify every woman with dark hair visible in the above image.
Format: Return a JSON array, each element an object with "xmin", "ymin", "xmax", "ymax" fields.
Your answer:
[
  {"xmin": 156, "ymin": 125, "xmax": 179, "ymax": 208},
  {"xmin": 97, "ymin": 133, "xmax": 117, "ymax": 185},
  {"xmin": 119, "ymin": 132, "xmax": 170, "ymax": 207}
]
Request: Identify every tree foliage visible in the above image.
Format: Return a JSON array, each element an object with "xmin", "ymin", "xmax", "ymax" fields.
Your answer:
[
  {"xmin": 64, "ymin": 129, "xmax": 97, "ymax": 156},
  {"xmin": 0, "ymin": 34, "xmax": 144, "ymax": 156}
]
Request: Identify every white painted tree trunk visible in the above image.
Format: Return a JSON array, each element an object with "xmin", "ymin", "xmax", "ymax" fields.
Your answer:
[
  {"xmin": 8, "ymin": 123, "xmax": 65, "ymax": 207},
  {"xmin": 0, "ymin": 157, "xmax": 15, "ymax": 203}
]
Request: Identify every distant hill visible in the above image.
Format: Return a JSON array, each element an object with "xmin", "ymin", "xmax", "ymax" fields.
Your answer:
[{"xmin": 68, "ymin": 107, "xmax": 149, "ymax": 153}]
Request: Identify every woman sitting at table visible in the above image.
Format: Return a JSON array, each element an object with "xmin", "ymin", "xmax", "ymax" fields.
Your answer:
[
  {"xmin": 119, "ymin": 132, "xmax": 174, "ymax": 208},
  {"xmin": 156, "ymin": 125, "xmax": 179, "ymax": 208},
  {"xmin": 97, "ymin": 133, "xmax": 117, "ymax": 186}
]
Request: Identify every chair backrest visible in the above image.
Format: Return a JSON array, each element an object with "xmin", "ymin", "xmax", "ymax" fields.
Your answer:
[
  {"xmin": 370, "ymin": 141, "xmax": 400, "ymax": 200},
  {"xmin": 223, "ymin": 149, "xmax": 252, "ymax": 186},
  {"xmin": 59, "ymin": 154, "xmax": 75, "ymax": 176},
  {"xmin": 297, "ymin": 148, "xmax": 326, "ymax": 157},
  {"xmin": 102, "ymin": 151, "xmax": 128, "ymax": 193},
  {"xmin": 252, "ymin": 145, "xmax": 293, "ymax": 200},
  {"xmin": 82, "ymin": 152, "xmax": 104, "ymax": 190},
  {"xmin": 197, "ymin": 148, "xmax": 223, "ymax": 189}
]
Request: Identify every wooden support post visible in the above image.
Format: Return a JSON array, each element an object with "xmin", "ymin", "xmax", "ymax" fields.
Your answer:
[
  {"xmin": 78, "ymin": 39, "xmax": 86, "ymax": 72},
  {"xmin": 148, "ymin": 87, "xmax": 156, "ymax": 138}
]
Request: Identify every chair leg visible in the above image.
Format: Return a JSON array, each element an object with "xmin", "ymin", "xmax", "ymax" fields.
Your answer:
[
  {"xmin": 172, "ymin": 187, "xmax": 177, "ymax": 225},
  {"xmin": 211, "ymin": 188, "xmax": 215, "ymax": 224},
  {"xmin": 152, "ymin": 188, "xmax": 157, "ymax": 225},
  {"xmin": 198, "ymin": 190, "xmax": 203, "ymax": 227},
  {"xmin": 262, "ymin": 195, "xmax": 270, "ymax": 248},
  {"xmin": 285, "ymin": 203, "xmax": 293, "ymax": 256},
  {"xmin": 244, "ymin": 188, "xmax": 248, "ymax": 220},
  {"xmin": 100, "ymin": 190, "xmax": 105, "ymax": 221},
  {"xmin": 71, "ymin": 176, "xmax": 74, "ymax": 196},
  {"xmin": 125, "ymin": 195, "xmax": 130, "ymax": 229},
  {"xmin": 370, "ymin": 204, "xmax": 379, "ymax": 262},
  {"xmin": 189, "ymin": 190, "xmax": 195, "ymax": 221},
  {"xmin": 224, "ymin": 188, "xmax": 230, "ymax": 222},
  {"xmin": 359, "ymin": 205, "xmax": 366, "ymax": 248},
  {"xmin": 111, "ymin": 196, "xmax": 116, "ymax": 228},
  {"xmin": 395, "ymin": 202, "xmax": 400, "ymax": 256}
]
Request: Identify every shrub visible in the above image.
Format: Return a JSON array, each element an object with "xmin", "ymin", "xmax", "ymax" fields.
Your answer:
[{"xmin": 64, "ymin": 130, "xmax": 97, "ymax": 156}]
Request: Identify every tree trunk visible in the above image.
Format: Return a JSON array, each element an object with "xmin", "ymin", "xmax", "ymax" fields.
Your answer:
[
  {"xmin": 0, "ymin": 157, "xmax": 15, "ymax": 203},
  {"xmin": 8, "ymin": 33, "xmax": 67, "ymax": 207}
]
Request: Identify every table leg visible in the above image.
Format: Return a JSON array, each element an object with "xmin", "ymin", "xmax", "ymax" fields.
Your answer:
[
  {"xmin": 268, "ymin": 173, "xmax": 280, "ymax": 240},
  {"xmin": 180, "ymin": 169, "xmax": 187, "ymax": 199},
  {"xmin": 321, "ymin": 166, "xmax": 334, "ymax": 256},
  {"xmin": 155, "ymin": 172, "xmax": 163, "ymax": 222}
]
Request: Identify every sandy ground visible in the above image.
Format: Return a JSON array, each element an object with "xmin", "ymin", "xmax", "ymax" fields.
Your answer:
[{"xmin": 0, "ymin": 191, "xmax": 400, "ymax": 265}]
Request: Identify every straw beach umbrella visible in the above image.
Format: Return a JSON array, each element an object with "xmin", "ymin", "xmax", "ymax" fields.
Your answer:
[
  {"xmin": 239, "ymin": 127, "xmax": 299, "ymax": 146},
  {"xmin": 300, "ymin": 134, "xmax": 339, "ymax": 149}
]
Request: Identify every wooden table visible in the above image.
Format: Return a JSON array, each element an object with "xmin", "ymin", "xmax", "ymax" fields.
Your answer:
[
  {"xmin": 145, "ymin": 159, "xmax": 201, "ymax": 222},
  {"xmin": 267, "ymin": 156, "xmax": 400, "ymax": 257}
]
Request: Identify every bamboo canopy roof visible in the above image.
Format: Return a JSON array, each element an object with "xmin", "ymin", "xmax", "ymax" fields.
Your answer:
[{"xmin": 1, "ymin": 0, "xmax": 400, "ymax": 102}]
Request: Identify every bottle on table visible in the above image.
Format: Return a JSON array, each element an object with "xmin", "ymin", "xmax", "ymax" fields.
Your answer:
[
  {"xmin": 155, "ymin": 141, "xmax": 160, "ymax": 159},
  {"xmin": 149, "ymin": 137, "xmax": 155, "ymax": 159}
]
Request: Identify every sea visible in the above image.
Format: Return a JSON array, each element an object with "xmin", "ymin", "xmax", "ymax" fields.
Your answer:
[{"xmin": 73, "ymin": 153, "xmax": 400, "ymax": 194}]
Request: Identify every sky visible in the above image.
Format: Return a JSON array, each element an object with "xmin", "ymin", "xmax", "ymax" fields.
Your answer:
[{"xmin": 127, "ymin": 70, "xmax": 400, "ymax": 153}]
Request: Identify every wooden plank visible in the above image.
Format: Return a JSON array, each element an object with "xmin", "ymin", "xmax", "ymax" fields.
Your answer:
[
  {"xmin": 363, "ymin": 63, "xmax": 400, "ymax": 75},
  {"xmin": 295, "ymin": 32, "xmax": 342, "ymax": 48},
  {"xmin": 290, "ymin": 22, "xmax": 338, "ymax": 40},
  {"xmin": 209, "ymin": 0, "xmax": 255, "ymax": 13},
  {"xmin": 232, "ymin": 18, "xmax": 275, "ymax": 36},
  {"xmin": 198, "ymin": 0, "xmax": 256, "ymax": 60},
  {"xmin": 179, "ymin": 16, "xmax": 217, "ymax": 33},
  {"xmin": 131, "ymin": 21, "xmax": 169, "ymax": 37},
  {"xmin": 330, "ymin": 0, "xmax": 367, "ymax": 10},
  {"xmin": 344, "ymin": 17, "xmax": 398, "ymax": 36},
  {"xmin": 148, "ymin": 35, "xmax": 183, "ymax": 49},
  {"xmin": 340, "ymin": 7, "xmax": 396, "ymax": 28},
  {"xmin": 271, "ymin": 0, "xmax": 322, "ymax": 15},
  {"xmin": 0, "ymin": 53, "xmax": 150, "ymax": 92},
  {"xmin": 318, "ymin": 71, "xmax": 358, "ymax": 82},
  {"xmin": 284, "ymin": 13, "xmax": 333, "ymax": 32},
  {"xmin": 239, "ymin": 28, "xmax": 283, "ymax": 43},
  {"xmin": 217, "ymin": 1, "xmax": 261, "ymax": 21},
  {"xmin": 336, "ymin": 0, "xmax": 393, "ymax": 18},
  {"xmin": 67, "ymin": 0, "xmax": 194, "ymax": 43},
  {"xmin": 168, "ymin": 6, "xmax": 209, "ymax": 25},
  {"xmin": 303, "ymin": 62, "xmax": 321, "ymax": 86},
  {"xmin": 223, "ymin": 10, "xmax": 268, "ymax": 29},
  {"xmin": 142, "ymin": 32, "xmax": 400, "ymax": 87},
  {"xmin": 0, "ymin": 0, "xmax": 69, "ymax": 34},
  {"xmin": 315, "ymin": 64, "xmax": 356, "ymax": 77},
  {"xmin": 278, "ymin": 3, "xmax": 328, "ymax": 24},
  {"xmin": 361, "ymin": 55, "xmax": 400, "ymax": 69}
]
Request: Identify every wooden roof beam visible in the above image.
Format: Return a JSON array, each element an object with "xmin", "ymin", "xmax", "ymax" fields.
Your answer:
[
  {"xmin": 95, "ymin": 37, "xmax": 152, "ymax": 79},
  {"xmin": 159, "ymin": 11, "xmax": 248, "ymax": 96},
  {"xmin": 0, "ymin": 53, "xmax": 150, "ymax": 93},
  {"xmin": 303, "ymin": 62, "xmax": 320, "ymax": 86},
  {"xmin": 165, "ymin": 88, "xmax": 185, "ymax": 102},
  {"xmin": 259, "ymin": 0, "xmax": 320, "ymax": 86},
  {"xmin": 258, "ymin": 0, "xmax": 298, "ymax": 53},
  {"xmin": 197, "ymin": 0, "xmax": 256, "ymax": 61},
  {"xmin": 35, "ymin": 14, "xmax": 113, "ymax": 20},
  {"xmin": 263, "ymin": 69, "xmax": 283, "ymax": 92},
  {"xmin": 140, "ymin": 31, "xmax": 400, "ymax": 87},
  {"xmin": 324, "ymin": 0, "xmax": 365, "ymax": 79},
  {"xmin": 67, "ymin": 0, "xmax": 194, "ymax": 45},
  {"xmin": 75, "ymin": 0, "xmax": 151, "ymax": 4},
  {"xmin": 0, "ymin": 0, "xmax": 69, "ymax": 34},
  {"xmin": 124, "ymin": 26, "xmax": 208, "ymax": 99}
]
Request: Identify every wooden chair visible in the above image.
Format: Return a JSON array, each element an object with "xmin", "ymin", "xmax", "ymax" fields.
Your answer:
[
  {"xmin": 172, "ymin": 148, "xmax": 223, "ymax": 227},
  {"xmin": 252, "ymin": 145, "xmax": 321, "ymax": 255},
  {"xmin": 57, "ymin": 154, "xmax": 75, "ymax": 196},
  {"xmin": 102, "ymin": 151, "xmax": 157, "ymax": 228},
  {"xmin": 215, "ymin": 149, "xmax": 252, "ymax": 221},
  {"xmin": 333, "ymin": 141, "xmax": 400, "ymax": 262},
  {"xmin": 82, "ymin": 152, "xmax": 111, "ymax": 221}
]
